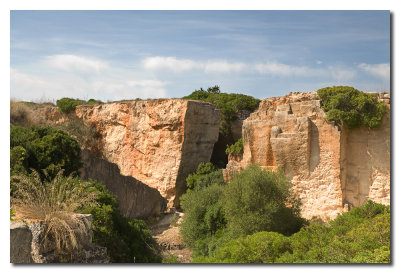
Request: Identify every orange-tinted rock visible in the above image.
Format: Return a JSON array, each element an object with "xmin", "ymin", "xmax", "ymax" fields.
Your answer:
[
  {"xmin": 224, "ymin": 91, "xmax": 390, "ymax": 220},
  {"xmin": 75, "ymin": 99, "xmax": 220, "ymax": 208}
]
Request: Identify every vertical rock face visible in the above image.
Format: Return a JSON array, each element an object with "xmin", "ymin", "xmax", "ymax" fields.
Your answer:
[
  {"xmin": 224, "ymin": 92, "xmax": 390, "ymax": 220},
  {"xmin": 75, "ymin": 99, "xmax": 220, "ymax": 207},
  {"xmin": 80, "ymin": 149, "xmax": 167, "ymax": 219}
]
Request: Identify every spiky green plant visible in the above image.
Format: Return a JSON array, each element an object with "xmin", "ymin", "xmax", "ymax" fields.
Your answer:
[{"xmin": 11, "ymin": 170, "xmax": 98, "ymax": 257}]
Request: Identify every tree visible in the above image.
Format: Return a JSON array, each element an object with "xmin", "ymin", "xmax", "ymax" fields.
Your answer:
[
  {"xmin": 10, "ymin": 125, "xmax": 82, "ymax": 180},
  {"xmin": 207, "ymin": 85, "xmax": 221, "ymax": 94},
  {"xmin": 317, "ymin": 86, "xmax": 387, "ymax": 129},
  {"xmin": 222, "ymin": 164, "xmax": 305, "ymax": 237}
]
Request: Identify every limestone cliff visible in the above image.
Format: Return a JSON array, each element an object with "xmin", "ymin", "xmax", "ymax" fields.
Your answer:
[
  {"xmin": 74, "ymin": 99, "xmax": 220, "ymax": 208},
  {"xmin": 224, "ymin": 92, "xmax": 390, "ymax": 220},
  {"xmin": 80, "ymin": 149, "xmax": 166, "ymax": 219}
]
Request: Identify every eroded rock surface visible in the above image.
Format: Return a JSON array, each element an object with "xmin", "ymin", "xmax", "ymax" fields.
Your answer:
[
  {"xmin": 224, "ymin": 91, "xmax": 390, "ymax": 220},
  {"xmin": 74, "ymin": 99, "xmax": 220, "ymax": 208},
  {"xmin": 10, "ymin": 221, "xmax": 33, "ymax": 263},
  {"xmin": 80, "ymin": 149, "xmax": 166, "ymax": 219},
  {"xmin": 10, "ymin": 215, "xmax": 108, "ymax": 263}
]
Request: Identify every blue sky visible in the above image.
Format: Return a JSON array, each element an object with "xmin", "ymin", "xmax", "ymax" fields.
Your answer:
[{"xmin": 10, "ymin": 10, "xmax": 390, "ymax": 101}]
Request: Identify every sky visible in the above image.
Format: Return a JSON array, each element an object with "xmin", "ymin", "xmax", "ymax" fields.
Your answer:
[{"xmin": 10, "ymin": 10, "xmax": 390, "ymax": 101}]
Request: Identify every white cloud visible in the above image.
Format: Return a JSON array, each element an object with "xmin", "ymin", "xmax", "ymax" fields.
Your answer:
[
  {"xmin": 254, "ymin": 62, "xmax": 320, "ymax": 77},
  {"xmin": 142, "ymin": 56, "xmax": 246, "ymax": 73},
  {"xmin": 316, "ymin": 60, "xmax": 323, "ymax": 65},
  {"xmin": 10, "ymin": 67, "xmax": 167, "ymax": 101},
  {"xmin": 328, "ymin": 66, "xmax": 357, "ymax": 82},
  {"xmin": 358, "ymin": 63, "xmax": 390, "ymax": 80},
  {"xmin": 204, "ymin": 60, "xmax": 246, "ymax": 73},
  {"xmin": 142, "ymin": 56, "xmax": 200, "ymax": 72},
  {"xmin": 45, "ymin": 54, "xmax": 108, "ymax": 73}
]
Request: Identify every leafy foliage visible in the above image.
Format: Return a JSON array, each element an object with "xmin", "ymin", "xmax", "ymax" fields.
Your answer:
[
  {"xmin": 185, "ymin": 162, "xmax": 225, "ymax": 192},
  {"xmin": 192, "ymin": 200, "xmax": 390, "ymax": 263},
  {"xmin": 10, "ymin": 126, "xmax": 82, "ymax": 180},
  {"xmin": 222, "ymin": 164, "xmax": 305, "ymax": 237},
  {"xmin": 317, "ymin": 86, "xmax": 387, "ymax": 129},
  {"xmin": 225, "ymin": 138, "xmax": 243, "ymax": 156},
  {"xmin": 180, "ymin": 183, "xmax": 226, "ymax": 251},
  {"xmin": 79, "ymin": 180, "xmax": 161, "ymax": 263},
  {"xmin": 278, "ymin": 200, "xmax": 390, "ymax": 263},
  {"xmin": 193, "ymin": 231, "xmax": 291, "ymax": 263},
  {"xmin": 56, "ymin": 97, "xmax": 103, "ymax": 113},
  {"xmin": 10, "ymin": 124, "xmax": 160, "ymax": 263},
  {"xmin": 183, "ymin": 88, "xmax": 260, "ymax": 135},
  {"xmin": 180, "ymin": 163, "xmax": 305, "ymax": 258}
]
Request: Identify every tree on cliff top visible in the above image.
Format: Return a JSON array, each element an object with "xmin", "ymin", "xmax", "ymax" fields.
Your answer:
[{"xmin": 317, "ymin": 86, "xmax": 387, "ymax": 130}]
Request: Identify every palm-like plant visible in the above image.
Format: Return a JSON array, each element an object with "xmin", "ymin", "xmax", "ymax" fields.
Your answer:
[{"xmin": 11, "ymin": 170, "xmax": 98, "ymax": 258}]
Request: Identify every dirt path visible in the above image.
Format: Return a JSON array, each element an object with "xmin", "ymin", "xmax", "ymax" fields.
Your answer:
[{"xmin": 148, "ymin": 212, "xmax": 192, "ymax": 263}]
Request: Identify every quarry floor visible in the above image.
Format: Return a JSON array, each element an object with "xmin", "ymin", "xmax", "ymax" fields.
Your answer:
[{"xmin": 148, "ymin": 212, "xmax": 192, "ymax": 263}]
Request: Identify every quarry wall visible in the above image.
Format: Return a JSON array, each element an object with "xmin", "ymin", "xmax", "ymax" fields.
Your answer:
[{"xmin": 224, "ymin": 91, "xmax": 390, "ymax": 220}]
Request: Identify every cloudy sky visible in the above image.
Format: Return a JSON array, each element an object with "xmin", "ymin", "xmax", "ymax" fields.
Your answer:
[{"xmin": 10, "ymin": 10, "xmax": 390, "ymax": 101}]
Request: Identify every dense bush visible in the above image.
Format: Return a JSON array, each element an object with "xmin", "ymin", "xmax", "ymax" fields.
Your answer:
[
  {"xmin": 225, "ymin": 138, "xmax": 243, "ymax": 156},
  {"xmin": 183, "ymin": 89, "xmax": 260, "ymax": 135},
  {"xmin": 317, "ymin": 86, "xmax": 387, "ymax": 129},
  {"xmin": 222, "ymin": 164, "xmax": 305, "ymax": 237},
  {"xmin": 56, "ymin": 98, "xmax": 103, "ymax": 113},
  {"xmin": 10, "ymin": 126, "xmax": 82, "ymax": 180},
  {"xmin": 185, "ymin": 162, "xmax": 225, "ymax": 192},
  {"xmin": 10, "ymin": 124, "xmax": 160, "ymax": 263},
  {"xmin": 180, "ymin": 163, "xmax": 305, "ymax": 258},
  {"xmin": 277, "ymin": 200, "xmax": 390, "ymax": 263},
  {"xmin": 193, "ymin": 231, "xmax": 291, "ymax": 263},
  {"xmin": 180, "ymin": 183, "xmax": 227, "ymax": 256},
  {"xmin": 80, "ymin": 180, "xmax": 161, "ymax": 263},
  {"xmin": 192, "ymin": 200, "xmax": 390, "ymax": 263}
]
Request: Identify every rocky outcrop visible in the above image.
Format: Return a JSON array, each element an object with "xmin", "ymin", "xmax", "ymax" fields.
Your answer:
[
  {"xmin": 10, "ymin": 222, "xmax": 33, "ymax": 263},
  {"xmin": 224, "ymin": 92, "xmax": 390, "ymax": 220},
  {"xmin": 36, "ymin": 99, "xmax": 220, "ymax": 209},
  {"xmin": 75, "ymin": 99, "xmax": 220, "ymax": 207},
  {"xmin": 80, "ymin": 149, "xmax": 166, "ymax": 219},
  {"xmin": 10, "ymin": 215, "xmax": 108, "ymax": 263}
]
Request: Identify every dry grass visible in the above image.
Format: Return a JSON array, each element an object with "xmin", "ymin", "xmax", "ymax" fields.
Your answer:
[
  {"xmin": 10, "ymin": 100, "xmax": 47, "ymax": 126},
  {"xmin": 10, "ymin": 99, "xmax": 34, "ymax": 126},
  {"xmin": 11, "ymin": 170, "xmax": 98, "ymax": 256}
]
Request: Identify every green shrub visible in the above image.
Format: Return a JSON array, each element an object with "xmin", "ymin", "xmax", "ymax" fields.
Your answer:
[
  {"xmin": 180, "ymin": 183, "xmax": 226, "ymax": 250},
  {"xmin": 162, "ymin": 255, "xmax": 180, "ymax": 263},
  {"xmin": 201, "ymin": 231, "xmax": 291, "ymax": 263},
  {"xmin": 181, "ymin": 163, "xmax": 305, "ymax": 259},
  {"xmin": 56, "ymin": 98, "xmax": 86, "ymax": 113},
  {"xmin": 183, "ymin": 89, "xmax": 260, "ymax": 135},
  {"xmin": 191, "ymin": 200, "xmax": 390, "ymax": 263},
  {"xmin": 56, "ymin": 98, "xmax": 103, "ymax": 113},
  {"xmin": 225, "ymin": 138, "xmax": 243, "ymax": 156},
  {"xmin": 222, "ymin": 164, "xmax": 305, "ymax": 237},
  {"xmin": 185, "ymin": 162, "xmax": 224, "ymax": 192},
  {"xmin": 317, "ymin": 86, "xmax": 387, "ymax": 129},
  {"xmin": 10, "ymin": 126, "xmax": 82, "ymax": 180},
  {"xmin": 277, "ymin": 200, "xmax": 390, "ymax": 263},
  {"xmin": 79, "ymin": 179, "xmax": 161, "ymax": 263}
]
